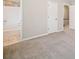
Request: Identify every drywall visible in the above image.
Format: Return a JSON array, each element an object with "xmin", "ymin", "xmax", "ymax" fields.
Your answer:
[
  {"xmin": 48, "ymin": 1, "xmax": 58, "ymax": 33},
  {"xmin": 57, "ymin": 2, "xmax": 64, "ymax": 32},
  {"xmin": 3, "ymin": 6, "xmax": 22, "ymax": 31},
  {"xmin": 69, "ymin": 5, "xmax": 75, "ymax": 29},
  {"xmin": 22, "ymin": 0, "xmax": 75, "ymax": 38},
  {"xmin": 22, "ymin": 0, "xmax": 48, "ymax": 38},
  {"xmin": 49, "ymin": 0, "xmax": 75, "ymax": 32}
]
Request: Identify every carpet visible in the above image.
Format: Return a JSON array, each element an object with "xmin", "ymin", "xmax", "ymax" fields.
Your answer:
[{"xmin": 4, "ymin": 30, "xmax": 75, "ymax": 59}]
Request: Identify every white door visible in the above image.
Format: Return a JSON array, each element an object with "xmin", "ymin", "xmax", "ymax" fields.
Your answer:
[{"xmin": 48, "ymin": 2, "xmax": 58, "ymax": 33}]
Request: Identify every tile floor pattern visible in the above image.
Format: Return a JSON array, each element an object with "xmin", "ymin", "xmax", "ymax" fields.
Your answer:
[{"xmin": 4, "ymin": 30, "xmax": 75, "ymax": 59}]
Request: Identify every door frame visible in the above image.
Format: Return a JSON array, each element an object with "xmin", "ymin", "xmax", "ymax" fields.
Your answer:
[{"xmin": 63, "ymin": 3, "xmax": 70, "ymax": 30}]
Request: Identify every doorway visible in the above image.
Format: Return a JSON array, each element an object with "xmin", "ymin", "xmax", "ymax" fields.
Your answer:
[{"xmin": 63, "ymin": 5, "xmax": 69, "ymax": 32}]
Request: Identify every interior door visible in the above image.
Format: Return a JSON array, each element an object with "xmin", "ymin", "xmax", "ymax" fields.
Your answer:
[{"xmin": 48, "ymin": 2, "xmax": 58, "ymax": 33}]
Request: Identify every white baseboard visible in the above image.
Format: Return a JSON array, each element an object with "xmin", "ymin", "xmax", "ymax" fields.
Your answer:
[
  {"xmin": 23, "ymin": 33, "xmax": 49, "ymax": 40},
  {"xmin": 4, "ymin": 33, "xmax": 49, "ymax": 47},
  {"xmin": 57, "ymin": 29, "xmax": 64, "ymax": 32},
  {"xmin": 4, "ymin": 30, "xmax": 63, "ymax": 47},
  {"xmin": 23, "ymin": 30, "xmax": 63, "ymax": 41}
]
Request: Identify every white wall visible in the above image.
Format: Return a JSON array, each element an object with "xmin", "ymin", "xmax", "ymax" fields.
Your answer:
[
  {"xmin": 69, "ymin": 5, "xmax": 75, "ymax": 29},
  {"xmin": 22, "ymin": 0, "xmax": 75, "ymax": 38},
  {"xmin": 22, "ymin": 0, "xmax": 48, "ymax": 38},
  {"xmin": 57, "ymin": 2, "xmax": 64, "ymax": 31},
  {"xmin": 3, "ymin": 6, "xmax": 22, "ymax": 31},
  {"xmin": 48, "ymin": 1, "xmax": 58, "ymax": 33},
  {"xmin": 49, "ymin": 0, "xmax": 75, "ymax": 31}
]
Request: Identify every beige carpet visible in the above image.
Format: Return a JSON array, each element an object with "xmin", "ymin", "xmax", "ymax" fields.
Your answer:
[{"xmin": 4, "ymin": 30, "xmax": 75, "ymax": 59}]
